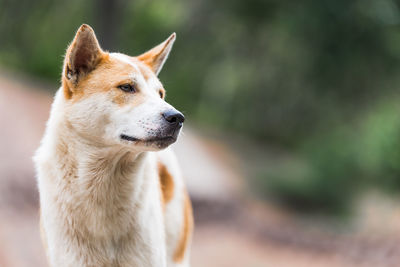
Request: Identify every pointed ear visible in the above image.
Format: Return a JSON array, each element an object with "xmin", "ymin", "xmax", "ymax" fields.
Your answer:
[
  {"xmin": 63, "ymin": 24, "xmax": 104, "ymax": 89},
  {"xmin": 137, "ymin": 33, "xmax": 176, "ymax": 75}
]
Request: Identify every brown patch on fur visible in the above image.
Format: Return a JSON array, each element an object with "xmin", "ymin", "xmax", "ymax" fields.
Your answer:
[
  {"xmin": 173, "ymin": 191, "xmax": 193, "ymax": 263},
  {"xmin": 111, "ymin": 90, "xmax": 131, "ymax": 106},
  {"xmin": 63, "ymin": 80, "xmax": 72, "ymax": 99},
  {"xmin": 158, "ymin": 162, "xmax": 175, "ymax": 206},
  {"xmin": 64, "ymin": 55, "xmax": 145, "ymax": 107},
  {"xmin": 137, "ymin": 49, "xmax": 163, "ymax": 72},
  {"xmin": 111, "ymin": 86, "xmax": 146, "ymax": 107},
  {"xmin": 137, "ymin": 33, "xmax": 175, "ymax": 75},
  {"xmin": 63, "ymin": 51, "xmax": 110, "ymax": 100}
]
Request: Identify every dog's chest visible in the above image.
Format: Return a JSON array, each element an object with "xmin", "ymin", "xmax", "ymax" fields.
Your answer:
[
  {"xmin": 47, "ymin": 192, "xmax": 166, "ymax": 266},
  {"xmin": 42, "ymin": 153, "xmax": 167, "ymax": 267}
]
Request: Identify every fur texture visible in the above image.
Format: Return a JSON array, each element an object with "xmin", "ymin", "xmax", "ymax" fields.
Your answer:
[{"xmin": 34, "ymin": 24, "xmax": 193, "ymax": 267}]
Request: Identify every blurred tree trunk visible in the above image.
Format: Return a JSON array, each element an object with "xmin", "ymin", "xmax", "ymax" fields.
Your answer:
[{"xmin": 94, "ymin": 0, "xmax": 127, "ymax": 50}]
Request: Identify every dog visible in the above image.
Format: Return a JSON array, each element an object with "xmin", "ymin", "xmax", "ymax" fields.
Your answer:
[{"xmin": 34, "ymin": 24, "xmax": 193, "ymax": 267}]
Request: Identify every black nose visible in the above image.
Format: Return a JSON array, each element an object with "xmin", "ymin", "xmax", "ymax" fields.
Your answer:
[{"xmin": 162, "ymin": 110, "xmax": 185, "ymax": 125}]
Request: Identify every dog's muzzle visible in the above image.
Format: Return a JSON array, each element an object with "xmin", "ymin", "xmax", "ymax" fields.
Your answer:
[
  {"xmin": 120, "ymin": 109, "xmax": 184, "ymax": 148},
  {"xmin": 162, "ymin": 109, "xmax": 185, "ymax": 135}
]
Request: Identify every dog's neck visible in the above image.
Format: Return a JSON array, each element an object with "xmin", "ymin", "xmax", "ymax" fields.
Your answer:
[
  {"xmin": 58, "ymin": 133, "xmax": 147, "ymax": 200},
  {"xmin": 39, "ymin": 90, "xmax": 156, "ymax": 237},
  {"xmin": 56, "ymin": 124, "xmax": 151, "ymax": 232}
]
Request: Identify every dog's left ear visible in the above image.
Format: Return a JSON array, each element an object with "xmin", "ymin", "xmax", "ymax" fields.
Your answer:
[{"xmin": 137, "ymin": 33, "xmax": 176, "ymax": 75}]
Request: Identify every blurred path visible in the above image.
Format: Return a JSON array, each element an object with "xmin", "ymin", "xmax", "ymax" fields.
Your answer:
[
  {"xmin": 0, "ymin": 72, "xmax": 50, "ymax": 266},
  {"xmin": 1, "ymin": 72, "xmax": 400, "ymax": 267}
]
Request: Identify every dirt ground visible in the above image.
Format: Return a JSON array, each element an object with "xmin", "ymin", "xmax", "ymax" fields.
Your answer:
[{"xmin": 1, "ymin": 71, "xmax": 400, "ymax": 267}]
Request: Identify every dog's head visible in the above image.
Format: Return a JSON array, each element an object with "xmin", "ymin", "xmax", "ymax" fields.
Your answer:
[{"xmin": 61, "ymin": 24, "xmax": 184, "ymax": 151}]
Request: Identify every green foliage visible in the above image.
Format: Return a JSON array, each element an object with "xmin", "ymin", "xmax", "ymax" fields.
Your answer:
[
  {"xmin": 259, "ymin": 128, "xmax": 362, "ymax": 214},
  {"xmin": 359, "ymin": 98, "xmax": 400, "ymax": 190},
  {"xmin": 259, "ymin": 96, "xmax": 400, "ymax": 213}
]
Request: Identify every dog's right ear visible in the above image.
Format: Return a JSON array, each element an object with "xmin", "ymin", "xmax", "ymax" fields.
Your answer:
[{"xmin": 62, "ymin": 24, "xmax": 104, "ymax": 99}]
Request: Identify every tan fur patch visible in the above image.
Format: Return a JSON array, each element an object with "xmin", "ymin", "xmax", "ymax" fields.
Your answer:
[
  {"xmin": 62, "ymin": 52, "xmax": 109, "ymax": 100},
  {"xmin": 69, "ymin": 55, "xmax": 134, "ymax": 102},
  {"xmin": 62, "ymin": 55, "xmax": 147, "ymax": 109},
  {"xmin": 137, "ymin": 33, "xmax": 175, "ymax": 75},
  {"xmin": 158, "ymin": 162, "xmax": 175, "ymax": 206},
  {"xmin": 111, "ymin": 88, "xmax": 146, "ymax": 107},
  {"xmin": 173, "ymin": 191, "xmax": 193, "ymax": 263},
  {"xmin": 137, "ymin": 49, "xmax": 164, "ymax": 73}
]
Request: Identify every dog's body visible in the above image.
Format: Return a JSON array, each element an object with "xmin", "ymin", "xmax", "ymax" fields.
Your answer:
[{"xmin": 34, "ymin": 25, "xmax": 193, "ymax": 267}]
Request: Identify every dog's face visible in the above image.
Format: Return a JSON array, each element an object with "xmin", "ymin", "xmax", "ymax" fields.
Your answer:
[{"xmin": 62, "ymin": 25, "xmax": 184, "ymax": 151}]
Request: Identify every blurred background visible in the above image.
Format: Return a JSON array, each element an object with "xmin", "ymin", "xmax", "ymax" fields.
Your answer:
[{"xmin": 1, "ymin": 0, "xmax": 400, "ymax": 266}]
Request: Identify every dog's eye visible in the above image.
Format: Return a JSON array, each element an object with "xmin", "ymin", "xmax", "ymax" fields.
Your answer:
[
  {"xmin": 118, "ymin": 84, "xmax": 136, "ymax": 93},
  {"xmin": 159, "ymin": 90, "xmax": 164, "ymax": 98}
]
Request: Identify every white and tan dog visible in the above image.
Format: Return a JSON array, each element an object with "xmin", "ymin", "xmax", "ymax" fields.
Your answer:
[{"xmin": 34, "ymin": 24, "xmax": 193, "ymax": 267}]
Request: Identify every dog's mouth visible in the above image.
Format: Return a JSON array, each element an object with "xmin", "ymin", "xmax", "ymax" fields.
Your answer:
[
  {"xmin": 120, "ymin": 134, "xmax": 139, "ymax": 142},
  {"xmin": 120, "ymin": 134, "xmax": 177, "ymax": 148}
]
